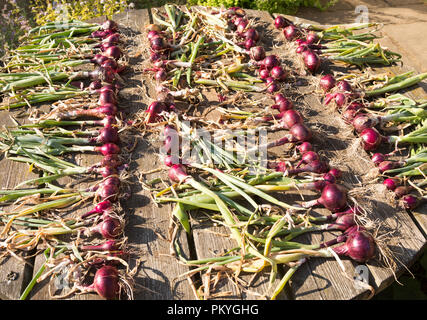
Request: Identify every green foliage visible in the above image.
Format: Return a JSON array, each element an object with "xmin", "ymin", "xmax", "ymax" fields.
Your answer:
[
  {"xmin": 30, "ymin": 0, "xmax": 131, "ymax": 25},
  {"xmin": 0, "ymin": 0, "xmax": 33, "ymax": 57},
  {"xmin": 187, "ymin": 0, "xmax": 338, "ymax": 14}
]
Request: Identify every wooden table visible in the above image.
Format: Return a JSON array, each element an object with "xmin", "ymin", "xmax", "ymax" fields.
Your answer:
[{"xmin": 0, "ymin": 7, "xmax": 425, "ymax": 300}]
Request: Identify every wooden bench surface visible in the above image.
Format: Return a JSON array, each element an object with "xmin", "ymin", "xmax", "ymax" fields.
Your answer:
[{"xmin": 0, "ymin": 7, "xmax": 425, "ymax": 300}]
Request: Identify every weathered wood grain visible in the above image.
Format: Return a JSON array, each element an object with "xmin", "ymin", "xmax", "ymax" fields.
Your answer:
[
  {"xmin": 268, "ymin": 10, "xmax": 427, "ymax": 300},
  {"xmin": 117, "ymin": 8, "xmax": 195, "ymax": 300},
  {"xmin": 0, "ymin": 113, "xmax": 38, "ymax": 300},
  {"xmin": 0, "ymin": 6, "xmax": 425, "ymax": 300}
]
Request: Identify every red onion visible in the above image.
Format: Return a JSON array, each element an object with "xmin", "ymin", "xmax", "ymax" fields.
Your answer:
[
  {"xmin": 265, "ymin": 77, "xmax": 275, "ymax": 84},
  {"xmin": 99, "ymin": 42, "xmax": 115, "ymax": 51},
  {"xmin": 327, "ymin": 213, "xmax": 356, "ymax": 231},
  {"xmin": 95, "ymin": 143, "xmax": 120, "ymax": 156},
  {"xmin": 359, "ymin": 128, "xmax": 383, "ymax": 151},
  {"xmin": 104, "ymin": 46, "xmax": 122, "ymax": 60},
  {"xmin": 394, "ymin": 186, "xmax": 413, "ymax": 198},
  {"xmin": 81, "ymin": 240, "xmax": 120, "ymax": 251},
  {"xmin": 96, "ymin": 103, "xmax": 118, "ymax": 116},
  {"xmin": 233, "ymin": 16, "xmax": 245, "ymax": 26},
  {"xmin": 337, "ymin": 80, "xmax": 352, "ymax": 92},
  {"xmin": 400, "ymin": 195, "xmax": 425, "ymax": 210},
  {"xmin": 333, "ymin": 230, "xmax": 376, "ymax": 263},
  {"xmin": 96, "ymin": 126, "xmax": 119, "ymax": 144},
  {"xmin": 90, "ymin": 218, "xmax": 122, "ymax": 239},
  {"xmin": 296, "ymin": 151, "xmax": 319, "ymax": 167},
  {"xmin": 261, "ymin": 55, "xmax": 280, "ymax": 70},
  {"xmin": 102, "ymin": 20, "xmax": 118, "ymax": 32},
  {"xmin": 283, "ymin": 25, "xmax": 297, "ymax": 41},
  {"xmin": 89, "ymin": 67, "xmax": 116, "ymax": 83},
  {"xmin": 383, "ymin": 178, "xmax": 399, "ymax": 191},
  {"xmin": 150, "ymin": 36, "xmax": 165, "ymax": 51},
  {"xmin": 303, "ymin": 50, "xmax": 320, "ymax": 73},
  {"xmin": 147, "ymin": 30, "xmax": 159, "ymax": 41},
  {"xmin": 287, "ymin": 160, "xmax": 330, "ymax": 175},
  {"xmin": 101, "ymin": 154, "xmax": 122, "ymax": 168},
  {"xmin": 289, "ymin": 123, "xmax": 312, "ymax": 142},
  {"xmin": 352, "ymin": 114, "xmax": 379, "ymax": 133},
  {"xmin": 102, "ymin": 33, "xmax": 120, "ymax": 44},
  {"xmin": 322, "ymin": 172, "xmax": 337, "ymax": 184},
  {"xmin": 266, "ymin": 81, "xmax": 280, "ymax": 93},
  {"xmin": 91, "ymin": 30, "xmax": 113, "ymax": 38},
  {"xmin": 274, "ymin": 93, "xmax": 286, "ymax": 104},
  {"xmin": 145, "ymin": 101, "xmax": 166, "ymax": 123},
  {"xmin": 302, "ymin": 183, "xmax": 348, "ymax": 212},
  {"xmin": 98, "ymin": 90, "xmax": 117, "ymax": 105},
  {"xmin": 319, "ymin": 184, "xmax": 348, "ymax": 212},
  {"xmin": 91, "ymin": 54, "xmax": 109, "ymax": 65},
  {"xmin": 270, "ymin": 66, "xmax": 287, "ymax": 81},
  {"xmin": 250, "ymin": 46, "xmax": 266, "ymax": 61},
  {"xmin": 81, "ymin": 200, "xmax": 113, "ymax": 219},
  {"xmin": 342, "ymin": 108, "xmax": 361, "ymax": 123},
  {"xmin": 274, "ymin": 16, "xmax": 287, "ymax": 29},
  {"xmin": 378, "ymin": 160, "xmax": 401, "ymax": 173},
  {"xmin": 236, "ymin": 19, "xmax": 249, "ymax": 34},
  {"xmin": 244, "ymin": 28, "xmax": 259, "ymax": 41},
  {"xmin": 319, "ymin": 74, "xmax": 336, "ymax": 92},
  {"xmin": 296, "ymin": 44, "xmax": 309, "ymax": 54},
  {"xmin": 97, "ymin": 184, "xmax": 119, "ymax": 201},
  {"xmin": 155, "ymin": 69, "xmax": 168, "ymax": 82},
  {"xmin": 305, "ymin": 32, "xmax": 319, "ymax": 44},
  {"xmin": 258, "ymin": 68, "xmax": 270, "ymax": 80},
  {"xmin": 92, "ymin": 265, "xmax": 120, "ymax": 300},
  {"xmin": 168, "ymin": 164, "xmax": 188, "ymax": 183},
  {"xmin": 150, "ymin": 51, "xmax": 162, "ymax": 62},
  {"xmin": 244, "ymin": 39, "xmax": 256, "ymax": 49},
  {"xmin": 297, "ymin": 142, "xmax": 313, "ymax": 153},
  {"xmin": 272, "ymin": 98, "xmax": 293, "ymax": 112},
  {"xmin": 97, "ymin": 166, "xmax": 118, "ymax": 178},
  {"xmin": 89, "ymin": 80, "xmax": 102, "ymax": 90},
  {"xmin": 371, "ymin": 153, "xmax": 387, "ymax": 165},
  {"xmin": 280, "ymin": 109, "xmax": 303, "ymax": 129},
  {"xmin": 101, "ymin": 59, "xmax": 119, "ymax": 72},
  {"xmin": 328, "ymin": 168, "xmax": 342, "ymax": 180},
  {"xmin": 102, "ymin": 176, "xmax": 121, "ymax": 187}
]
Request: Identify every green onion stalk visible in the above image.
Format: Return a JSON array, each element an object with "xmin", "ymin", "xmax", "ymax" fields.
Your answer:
[
  {"xmin": 364, "ymin": 72, "xmax": 427, "ymax": 97},
  {"xmin": 325, "ymin": 43, "xmax": 401, "ymax": 66},
  {"xmin": 0, "ymin": 132, "xmax": 119, "ymax": 157},
  {"xmin": 306, "ymin": 22, "xmax": 381, "ymax": 42},
  {"xmin": 0, "ymin": 67, "xmax": 116, "ymax": 93},
  {"xmin": 0, "ymin": 86, "xmax": 90, "ymax": 110},
  {"xmin": 381, "ymin": 147, "xmax": 427, "ymax": 177},
  {"xmin": 175, "ymin": 227, "xmax": 374, "ymax": 299},
  {"xmin": 156, "ymin": 164, "xmax": 349, "ymax": 235},
  {"xmin": 0, "ymin": 192, "xmax": 93, "ymax": 237},
  {"xmin": 4, "ymin": 151, "xmax": 111, "ymax": 188}
]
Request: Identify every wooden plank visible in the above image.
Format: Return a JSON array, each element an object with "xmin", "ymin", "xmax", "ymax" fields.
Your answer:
[
  {"xmin": 117, "ymin": 8, "xmax": 194, "ymax": 300},
  {"xmin": 19, "ymin": 8, "xmax": 190, "ymax": 300},
  {"xmin": 177, "ymin": 8, "xmax": 291, "ymax": 300},
  {"xmin": 267, "ymin": 11, "xmax": 427, "ymax": 300},
  {"xmin": 268, "ymin": 10, "xmax": 371, "ymax": 300},
  {"xmin": 0, "ymin": 113, "xmax": 38, "ymax": 299},
  {"xmin": 372, "ymin": 34, "xmax": 427, "ymax": 236}
]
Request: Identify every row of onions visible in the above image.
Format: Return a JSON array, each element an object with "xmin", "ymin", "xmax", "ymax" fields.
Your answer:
[
  {"xmin": 139, "ymin": 5, "xmax": 379, "ymax": 300},
  {"xmin": 274, "ymin": 17, "xmax": 426, "ymax": 216},
  {"xmin": 0, "ymin": 19, "xmax": 136, "ymax": 299}
]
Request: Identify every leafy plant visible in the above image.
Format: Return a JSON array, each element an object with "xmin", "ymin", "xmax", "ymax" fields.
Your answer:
[
  {"xmin": 187, "ymin": 0, "xmax": 339, "ymax": 14},
  {"xmin": 30, "ymin": 0, "xmax": 131, "ymax": 26},
  {"xmin": 0, "ymin": 0, "xmax": 33, "ymax": 57}
]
